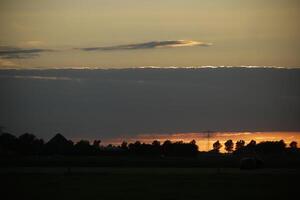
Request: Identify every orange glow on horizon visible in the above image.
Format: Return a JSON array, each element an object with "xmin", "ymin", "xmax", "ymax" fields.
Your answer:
[{"xmin": 102, "ymin": 131, "xmax": 300, "ymax": 152}]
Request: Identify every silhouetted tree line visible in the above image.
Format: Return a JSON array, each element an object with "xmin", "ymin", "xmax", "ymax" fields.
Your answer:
[
  {"xmin": 211, "ymin": 139, "xmax": 298, "ymax": 154},
  {"xmin": 123, "ymin": 139, "xmax": 198, "ymax": 156},
  {"xmin": 0, "ymin": 132, "xmax": 298, "ymax": 157},
  {"xmin": 0, "ymin": 133, "xmax": 198, "ymax": 157}
]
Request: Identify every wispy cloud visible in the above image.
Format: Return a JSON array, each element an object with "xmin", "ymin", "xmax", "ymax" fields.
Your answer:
[
  {"xmin": 18, "ymin": 40, "xmax": 46, "ymax": 48},
  {"xmin": 79, "ymin": 40, "xmax": 212, "ymax": 51},
  {"xmin": 0, "ymin": 75, "xmax": 81, "ymax": 81},
  {"xmin": 0, "ymin": 58, "xmax": 18, "ymax": 68},
  {"xmin": 0, "ymin": 46, "xmax": 54, "ymax": 59}
]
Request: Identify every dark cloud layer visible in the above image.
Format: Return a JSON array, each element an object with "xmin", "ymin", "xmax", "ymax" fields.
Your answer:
[
  {"xmin": 0, "ymin": 68, "xmax": 299, "ymax": 140},
  {"xmin": 80, "ymin": 40, "xmax": 211, "ymax": 51},
  {"xmin": 0, "ymin": 46, "xmax": 53, "ymax": 59}
]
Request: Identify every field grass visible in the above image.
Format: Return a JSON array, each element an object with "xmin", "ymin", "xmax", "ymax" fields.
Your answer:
[{"xmin": 1, "ymin": 167, "xmax": 299, "ymax": 200}]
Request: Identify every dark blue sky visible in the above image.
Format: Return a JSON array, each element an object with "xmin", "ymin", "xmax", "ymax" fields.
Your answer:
[{"xmin": 0, "ymin": 67, "xmax": 300, "ymax": 140}]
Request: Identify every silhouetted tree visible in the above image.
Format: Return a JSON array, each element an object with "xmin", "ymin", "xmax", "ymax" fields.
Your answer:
[
  {"xmin": 163, "ymin": 140, "xmax": 172, "ymax": 146},
  {"xmin": 162, "ymin": 140, "xmax": 172, "ymax": 156},
  {"xmin": 289, "ymin": 141, "xmax": 297, "ymax": 149},
  {"xmin": 152, "ymin": 140, "xmax": 161, "ymax": 147},
  {"xmin": 190, "ymin": 140, "xmax": 196, "ymax": 145},
  {"xmin": 93, "ymin": 140, "xmax": 101, "ymax": 148},
  {"xmin": 279, "ymin": 140, "xmax": 286, "ymax": 148},
  {"xmin": 151, "ymin": 140, "xmax": 161, "ymax": 155},
  {"xmin": 75, "ymin": 140, "xmax": 93, "ymax": 155},
  {"xmin": 235, "ymin": 140, "xmax": 245, "ymax": 151},
  {"xmin": 242, "ymin": 140, "xmax": 257, "ymax": 153},
  {"xmin": 224, "ymin": 139, "xmax": 234, "ymax": 153},
  {"xmin": 161, "ymin": 140, "xmax": 198, "ymax": 156},
  {"xmin": 212, "ymin": 140, "xmax": 222, "ymax": 153},
  {"xmin": 247, "ymin": 140, "xmax": 257, "ymax": 148},
  {"xmin": 121, "ymin": 141, "xmax": 128, "ymax": 150},
  {"xmin": 128, "ymin": 141, "xmax": 142, "ymax": 154},
  {"xmin": 256, "ymin": 140, "xmax": 286, "ymax": 154},
  {"xmin": 18, "ymin": 133, "xmax": 44, "ymax": 155},
  {"xmin": 0, "ymin": 132, "xmax": 18, "ymax": 155}
]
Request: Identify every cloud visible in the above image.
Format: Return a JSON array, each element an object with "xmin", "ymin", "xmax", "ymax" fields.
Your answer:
[
  {"xmin": 0, "ymin": 46, "xmax": 53, "ymax": 59},
  {"xmin": 0, "ymin": 59, "xmax": 18, "ymax": 68},
  {"xmin": 0, "ymin": 68, "xmax": 299, "ymax": 140},
  {"xmin": 0, "ymin": 75, "xmax": 81, "ymax": 81},
  {"xmin": 0, "ymin": 40, "xmax": 210, "ymax": 60},
  {"xmin": 19, "ymin": 40, "xmax": 46, "ymax": 48},
  {"xmin": 79, "ymin": 40, "xmax": 212, "ymax": 51}
]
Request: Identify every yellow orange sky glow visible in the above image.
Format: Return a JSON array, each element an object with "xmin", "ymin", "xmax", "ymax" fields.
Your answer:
[{"xmin": 102, "ymin": 131, "xmax": 300, "ymax": 152}]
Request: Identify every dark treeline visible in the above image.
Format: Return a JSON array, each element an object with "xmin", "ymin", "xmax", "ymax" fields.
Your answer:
[
  {"xmin": 0, "ymin": 132, "xmax": 299, "ymax": 157},
  {"xmin": 0, "ymin": 132, "xmax": 198, "ymax": 157},
  {"xmin": 211, "ymin": 139, "xmax": 298, "ymax": 154}
]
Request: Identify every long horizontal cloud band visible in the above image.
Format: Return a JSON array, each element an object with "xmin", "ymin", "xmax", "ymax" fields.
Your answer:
[
  {"xmin": 0, "ymin": 40, "xmax": 212, "ymax": 59},
  {"xmin": 80, "ymin": 40, "xmax": 212, "ymax": 51},
  {"xmin": 0, "ymin": 68, "xmax": 299, "ymax": 140},
  {"xmin": 0, "ymin": 40, "xmax": 211, "ymax": 60},
  {"xmin": 0, "ymin": 46, "xmax": 54, "ymax": 59}
]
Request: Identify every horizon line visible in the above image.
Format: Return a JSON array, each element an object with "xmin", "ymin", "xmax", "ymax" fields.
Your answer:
[{"xmin": 1, "ymin": 65, "xmax": 300, "ymax": 70}]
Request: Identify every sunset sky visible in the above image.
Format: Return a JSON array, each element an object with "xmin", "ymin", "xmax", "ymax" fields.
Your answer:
[
  {"xmin": 1, "ymin": 0, "xmax": 300, "ymax": 68},
  {"xmin": 0, "ymin": 1, "xmax": 300, "ymax": 146},
  {"xmin": 1, "ymin": 68, "xmax": 300, "ymax": 145},
  {"xmin": 102, "ymin": 131, "xmax": 300, "ymax": 152}
]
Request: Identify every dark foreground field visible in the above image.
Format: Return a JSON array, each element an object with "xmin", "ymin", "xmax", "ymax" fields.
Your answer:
[{"xmin": 1, "ymin": 167, "xmax": 299, "ymax": 200}]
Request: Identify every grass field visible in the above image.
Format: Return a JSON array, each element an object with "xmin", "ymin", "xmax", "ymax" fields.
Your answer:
[{"xmin": 1, "ymin": 167, "xmax": 299, "ymax": 200}]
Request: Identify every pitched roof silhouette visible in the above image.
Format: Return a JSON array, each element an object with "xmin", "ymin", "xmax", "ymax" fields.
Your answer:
[
  {"xmin": 46, "ymin": 133, "xmax": 73, "ymax": 147},
  {"xmin": 45, "ymin": 133, "xmax": 73, "ymax": 154}
]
